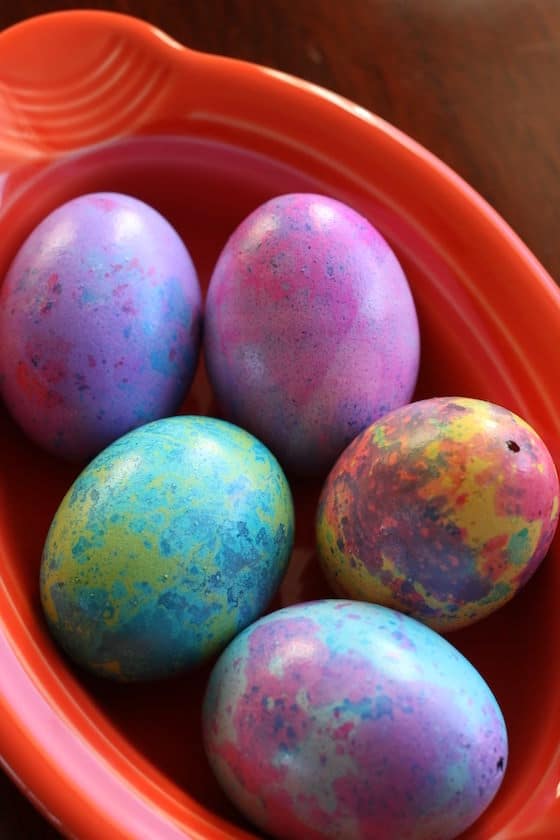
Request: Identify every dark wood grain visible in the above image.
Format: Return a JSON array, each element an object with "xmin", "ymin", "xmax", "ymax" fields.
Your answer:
[{"xmin": 1, "ymin": 1, "xmax": 559, "ymax": 836}]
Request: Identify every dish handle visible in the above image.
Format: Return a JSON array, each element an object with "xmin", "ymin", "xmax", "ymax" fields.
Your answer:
[{"xmin": 0, "ymin": 10, "xmax": 206, "ymax": 171}]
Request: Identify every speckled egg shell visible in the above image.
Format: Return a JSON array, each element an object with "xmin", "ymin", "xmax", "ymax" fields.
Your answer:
[
  {"xmin": 0, "ymin": 192, "xmax": 202, "ymax": 461},
  {"xmin": 40, "ymin": 416, "xmax": 294, "ymax": 681},
  {"xmin": 204, "ymin": 193, "xmax": 420, "ymax": 477},
  {"xmin": 316, "ymin": 397, "xmax": 559, "ymax": 631},
  {"xmin": 203, "ymin": 599, "xmax": 508, "ymax": 840}
]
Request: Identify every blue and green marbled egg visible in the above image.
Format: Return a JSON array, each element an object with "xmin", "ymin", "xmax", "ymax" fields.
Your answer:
[{"xmin": 40, "ymin": 416, "xmax": 294, "ymax": 681}]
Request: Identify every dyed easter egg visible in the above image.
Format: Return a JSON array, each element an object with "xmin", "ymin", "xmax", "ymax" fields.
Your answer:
[
  {"xmin": 0, "ymin": 192, "xmax": 202, "ymax": 461},
  {"xmin": 204, "ymin": 193, "xmax": 420, "ymax": 477},
  {"xmin": 40, "ymin": 416, "xmax": 294, "ymax": 681},
  {"xmin": 316, "ymin": 397, "xmax": 559, "ymax": 631},
  {"xmin": 203, "ymin": 599, "xmax": 508, "ymax": 840}
]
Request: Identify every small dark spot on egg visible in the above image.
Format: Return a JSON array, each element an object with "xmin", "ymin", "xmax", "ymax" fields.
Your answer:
[
  {"xmin": 506, "ymin": 440, "xmax": 520, "ymax": 453},
  {"xmin": 496, "ymin": 756, "xmax": 504, "ymax": 772}
]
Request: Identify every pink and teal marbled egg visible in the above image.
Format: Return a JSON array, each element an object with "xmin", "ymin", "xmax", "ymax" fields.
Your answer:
[
  {"xmin": 204, "ymin": 193, "xmax": 420, "ymax": 476},
  {"xmin": 203, "ymin": 599, "xmax": 508, "ymax": 840},
  {"xmin": 0, "ymin": 192, "xmax": 202, "ymax": 461}
]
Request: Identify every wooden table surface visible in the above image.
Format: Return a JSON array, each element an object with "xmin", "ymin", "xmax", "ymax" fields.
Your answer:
[{"xmin": 1, "ymin": 1, "xmax": 559, "ymax": 837}]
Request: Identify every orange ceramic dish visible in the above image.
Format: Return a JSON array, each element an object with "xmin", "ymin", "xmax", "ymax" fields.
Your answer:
[{"xmin": 1, "ymin": 11, "xmax": 560, "ymax": 840}]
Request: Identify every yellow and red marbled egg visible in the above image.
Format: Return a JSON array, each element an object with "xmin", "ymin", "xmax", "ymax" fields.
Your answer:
[{"xmin": 316, "ymin": 397, "xmax": 559, "ymax": 631}]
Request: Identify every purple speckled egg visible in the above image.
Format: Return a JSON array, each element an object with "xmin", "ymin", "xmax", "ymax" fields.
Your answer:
[
  {"xmin": 0, "ymin": 193, "xmax": 202, "ymax": 461},
  {"xmin": 203, "ymin": 599, "xmax": 508, "ymax": 840},
  {"xmin": 204, "ymin": 193, "xmax": 420, "ymax": 476}
]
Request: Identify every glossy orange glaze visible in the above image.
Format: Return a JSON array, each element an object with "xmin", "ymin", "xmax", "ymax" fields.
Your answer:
[{"xmin": 1, "ymin": 10, "xmax": 560, "ymax": 840}]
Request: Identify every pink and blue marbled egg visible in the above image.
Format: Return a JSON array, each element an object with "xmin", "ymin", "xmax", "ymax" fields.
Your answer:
[
  {"xmin": 204, "ymin": 193, "xmax": 420, "ymax": 476},
  {"xmin": 203, "ymin": 600, "xmax": 508, "ymax": 840},
  {"xmin": 0, "ymin": 192, "xmax": 202, "ymax": 461}
]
